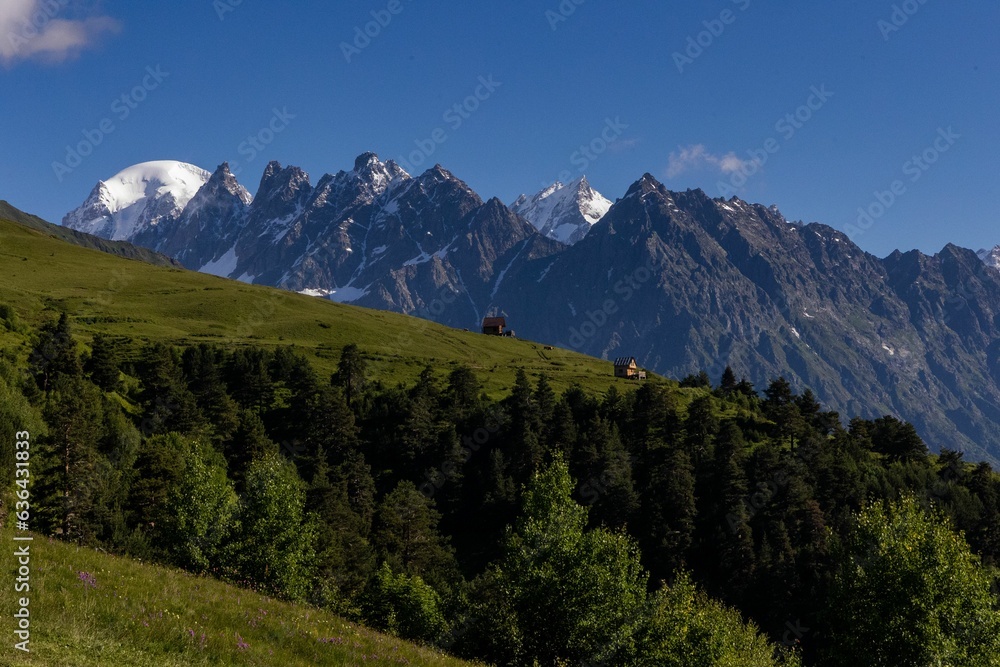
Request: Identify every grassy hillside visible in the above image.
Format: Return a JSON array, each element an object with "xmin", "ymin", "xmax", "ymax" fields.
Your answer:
[
  {"xmin": 0, "ymin": 201, "xmax": 181, "ymax": 269},
  {"xmin": 0, "ymin": 522, "xmax": 478, "ymax": 666},
  {"xmin": 0, "ymin": 214, "xmax": 660, "ymax": 397}
]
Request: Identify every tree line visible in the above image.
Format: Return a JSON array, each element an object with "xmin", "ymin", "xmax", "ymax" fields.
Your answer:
[{"xmin": 2, "ymin": 310, "xmax": 1000, "ymax": 666}]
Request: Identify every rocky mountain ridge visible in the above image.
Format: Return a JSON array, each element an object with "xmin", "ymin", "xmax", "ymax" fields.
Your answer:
[{"xmin": 63, "ymin": 155, "xmax": 1000, "ymax": 464}]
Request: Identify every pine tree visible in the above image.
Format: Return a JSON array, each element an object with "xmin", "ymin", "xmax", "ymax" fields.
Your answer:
[
  {"xmin": 35, "ymin": 376, "xmax": 105, "ymax": 542},
  {"xmin": 372, "ymin": 480, "xmax": 459, "ymax": 595},
  {"xmin": 870, "ymin": 415, "xmax": 927, "ymax": 462},
  {"xmin": 700, "ymin": 421, "xmax": 756, "ymax": 600},
  {"xmin": 572, "ymin": 417, "xmax": 638, "ymax": 530},
  {"xmin": 293, "ymin": 385, "xmax": 358, "ymax": 477},
  {"xmin": 505, "ymin": 369, "xmax": 543, "ymax": 483},
  {"xmin": 224, "ymin": 409, "xmax": 278, "ymax": 486},
  {"xmin": 306, "ymin": 457, "xmax": 375, "ymax": 611},
  {"xmin": 29, "ymin": 312, "xmax": 81, "ymax": 392},
  {"xmin": 182, "ymin": 344, "xmax": 239, "ymax": 443},
  {"xmin": 334, "ymin": 343, "xmax": 367, "ymax": 407},
  {"xmin": 764, "ymin": 377, "xmax": 804, "ymax": 447},
  {"xmin": 639, "ymin": 445, "xmax": 697, "ymax": 580},
  {"xmin": 718, "ymin": 365, "xmax": 738, "ymax": 395},
  {"xmin": 137, "ymin": 343, "xmax": 202, "ymax": 435},
  {"xmin": 226, "ymin": 348, "xmax": 275, "ymax": 412},
  {"xmin": 128, "ymin": 433, "xmax": 192, "ymax": 556},
  {"xmin": 444, "ymin": 365, "xmax": 482, "ymax": 423},
  {"xmin": 684, "ymin": 394, "xmax": 719, "ymax": 465},
  {"xmin": 534, "ymin": 374, "xmax": 557, "ymax": 435},
  {"xmin": 86, "ymin": 332, "xmax": 121, "ymax": 392}
]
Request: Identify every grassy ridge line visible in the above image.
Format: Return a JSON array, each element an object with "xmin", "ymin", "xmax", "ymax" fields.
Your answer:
[
  {"xmin": 0, "ymin": 201, "xmax": 181, "ymax": 269},
  {"xmin": 0, "ymin": 215, "xmax": 655, "ymax": 396},
  {"xmin": 0, "ymin": 523, "xmax": 479, "ymax": 666}
]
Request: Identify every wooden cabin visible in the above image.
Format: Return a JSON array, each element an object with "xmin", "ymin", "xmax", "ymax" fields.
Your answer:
[
  {"xmin": 614, "ymin": 356, "xmax": 646, "ymax": 380},
  {"xmin": 482, "ymin": 316, "xmax": 506, "ymax": 336}
]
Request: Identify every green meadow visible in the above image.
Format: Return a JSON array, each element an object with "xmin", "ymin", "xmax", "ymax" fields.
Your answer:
[{"xmin": 0, "ymin": 215, "xmax": 659, "ymax": 397}]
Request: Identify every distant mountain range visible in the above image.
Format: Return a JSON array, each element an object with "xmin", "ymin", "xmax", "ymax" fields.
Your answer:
[{"xmin": 62, "ymin": 155, "xmax": 1000, "ymax": 464}]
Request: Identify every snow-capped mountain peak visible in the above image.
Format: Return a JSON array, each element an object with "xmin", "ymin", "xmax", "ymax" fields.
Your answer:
[
  {"xmin": 62, "ymin": 160, "xmax": 210, "ymax": 240},
  {"xmin": 511, "ymin": 176, "xmax": 611, "ymax": 245},
  {"xmin": 978, "ymin": 246, "xmax": 1000, "ymax": 271},
  {"xmin": 351, "ymin": 152, "xmax": 410, "ymax": 195}
]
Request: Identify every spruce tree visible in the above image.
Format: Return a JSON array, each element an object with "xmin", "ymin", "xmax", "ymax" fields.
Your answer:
[
  {"xmin": 35, "ymin": 375, "xmax": 105, "ymax": 543},
  {"xmin": 29, "ymin": 312, "xmax": 81, "ymax": 392},
  {"xmin": 334, "ymin": 343, "xmax": 367, "ymax": 407},
  {"xmin": 86, "ymin": 332, "xmax": 121, "ymax": 392}
]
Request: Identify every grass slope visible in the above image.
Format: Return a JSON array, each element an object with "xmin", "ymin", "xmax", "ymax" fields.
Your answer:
[
  {"xmin": 0, "ymin": 523, "xmax": 477, "ymax": 666},
  {"xmin": 0, "ymin": 214, "xmax": 660, "ymax": 396},
  {"xmin": 0, "ymin": 202, "xmax": 180, "ymax": 269}
]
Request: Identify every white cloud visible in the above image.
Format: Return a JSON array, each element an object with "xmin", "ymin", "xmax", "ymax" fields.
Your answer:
[
  {"xmin": 0, "ymin": 0, "xmax": 120, "ymax": 67},
  {"xmin": 666, "ymin": 144, "xmax": 759, "ymax": 178}
]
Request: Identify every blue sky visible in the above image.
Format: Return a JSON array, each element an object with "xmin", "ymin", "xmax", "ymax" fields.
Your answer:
[{"xmin": 1, "ymin": 0, "xmax": 997, "ymax": 257}]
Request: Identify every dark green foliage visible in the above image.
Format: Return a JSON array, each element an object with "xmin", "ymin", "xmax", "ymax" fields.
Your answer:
[
  {"xmin": 638, "ymin": 445, "xmax": 697, "ymax": 580},
  {"xmin": 226, "ymin": 347, "xmax": 275, "ymax": 412},
  {"xmin": 182, "ymin": 343, "xmax": 239, "ymax": 443},
  {"xmin": 334, "ymin": 343, "xmax": 367, "ymax": 407},
  {"xmin": 137, "ymin": 342, "xmax": 201, "ymax": 435},
  {"xmin": 372, "ymin": 481, "xmax": 459, "ymax": 595},
  {"xmin": 128, "ymin": 433, "xmax": 192, "ymax": 554},
  {"xmin": 571, "ymin": 416, "xmax": 638, "ymax": 530},
  {"xmin": 870, "ymin": 415, "xmax": 928, "ymax": 462},
  {"xmin": 85, "ymin": 332, "xmax": 122, "ymax": 392},
  {"xmin": 679, "ymin": 370, "xmax": 712, "ymax": 389},
  {"xmin": 34, "ymin": 375, "xmax": 105, "ymax": 542},
  {"xmin": 717, "ymin": 365, "xmax": 738, "ymax": 395},
  {"xmin": 8, "ymin": 309, "xmax": 1000, "ymax": 666},
  {"xmin": 224, "ymin": 409, "xmax": 278, "ymax": 487},
  {"xmin": 29, "ymin": 312, "xmax": 81, "ymax": 391},
  {"xmin": 307, "ymin": 456, "xmax": 376, "ymax": 613}
]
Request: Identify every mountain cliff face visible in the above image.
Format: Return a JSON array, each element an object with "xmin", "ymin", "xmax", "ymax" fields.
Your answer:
[
  {"xmin": 494, "ymin": 175, "xmax": 1000, "ymax": 462},
  {"xmin": 63, "ymin": 157, "xmax": 1000, "ymax": 464}
]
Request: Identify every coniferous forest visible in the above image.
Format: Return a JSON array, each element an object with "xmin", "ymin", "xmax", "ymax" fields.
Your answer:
[{"xmin": 5, "ymin": 311, "xmax": 1000, "ymax": 666}]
